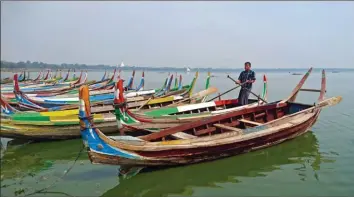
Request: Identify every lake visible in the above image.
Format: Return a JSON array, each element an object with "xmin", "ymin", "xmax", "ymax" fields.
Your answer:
[{"xmin": 1, "ymin": 69, "xmax": 354, "ymax": 197}]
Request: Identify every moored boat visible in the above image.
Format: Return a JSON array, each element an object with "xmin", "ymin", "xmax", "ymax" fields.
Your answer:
[
  {"xmin": 79, "ymin": 69, "xmax": 342, "ymax": 167},
  {"xmin": 111, "ymin": 74, "xmax": 268, "ymax": 134},
  {"xmin": 0, "ymin": 71, "xmax": 215, "ymax": 141}
]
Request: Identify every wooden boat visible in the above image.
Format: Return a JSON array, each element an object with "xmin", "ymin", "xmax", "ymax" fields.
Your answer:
[
  {"xmin": 79, "ymin": 69, "xmax": 342, "ymax": 167},
  {"xmin": 135, "ymin": 74, "xmax": 268, "ymax": 118},
  {"xmin": 111, "ymin": 74, "xmax": 267, "ymax": 133},
  {"xmin": 0, "ymin": 71, "xmax": 215, "ymax": 141},
  {"xmin": 125, "ymin": 71, "xmax": 208, "ymax": 111},
  {"xmin": 1, "ymin": 70, "xmax": 194, "ymax": 113},
  {"xmin": 9, "ymin": 74, "xmax": 113, "ymax": 109},
  {"xmin": 1, "ymin": 69, "xmax": 124, "ymax": 100},
  {"xmin": 0, "ymin": 70, "xmax": 88, "ymax": 94},
  {"xmin": 7, "ymin": 70, "xmax": 197, "ymax": 110}
]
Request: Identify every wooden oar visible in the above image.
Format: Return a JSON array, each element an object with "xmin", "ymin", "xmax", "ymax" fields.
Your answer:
[
  {"xmin": 206, "ymin": 82, "xmax": 246, "ymax": 102},
  {"xmin": 137, "ymin": 96, "xmax": 153, "ymax": 111},
  {"xmin": 227, "ymin": 75, "xmax": 268, "ymax": 104}
]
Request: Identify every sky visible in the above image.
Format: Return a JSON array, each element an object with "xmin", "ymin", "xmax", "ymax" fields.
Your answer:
[{"xmin": 1, "ymin": 1, "xmax": 354, "ymax": 68}]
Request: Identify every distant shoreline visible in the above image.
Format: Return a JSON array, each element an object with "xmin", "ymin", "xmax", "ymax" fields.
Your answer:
[
  {"xmin": 1, "ymin": 60, "xmax": 353, "ymax": 73},
  {"xmin": 2, "ymin": 68, "xmax": 353, "ymax": 74}
]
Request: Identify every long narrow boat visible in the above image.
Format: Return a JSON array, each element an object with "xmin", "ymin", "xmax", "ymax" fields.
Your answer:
[
  {"xmin": 1, "ymin": 70, "xmax": 183, "ymax": 113},
  {"xmin": 79, "ymin": 69, "xmax": 342, "ymax": 167},
  {"xmin": 1, "ymin": 70, "xmax": 111, "ymax": 100},
  {"xmin": 0, "ymin": 70, "xmax": 88, "ymax": 95},
  {"xmin": 8, "ymin": 70, "xmax": 197, "ymax": 110},
  {"xmin": 0, "ymin": 71, "xmax": 216, "ymax": 140},
  {"xmin": 124, "ymin": 71, "xmax": 204, "ymax": 111},
  {"xmin": 111, "ymin": 74, "xmax": 268, "ymax": 134}
]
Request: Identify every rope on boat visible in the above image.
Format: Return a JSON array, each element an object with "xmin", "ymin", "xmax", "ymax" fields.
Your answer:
[{"xmin": 22, "ymin": 145, "xmax": 85, "ymax": 197}]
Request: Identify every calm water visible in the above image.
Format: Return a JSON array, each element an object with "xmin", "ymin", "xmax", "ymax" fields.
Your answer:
[{"xmin": 1, "ymin": 70, "xmax": 354, "ymax": 197}]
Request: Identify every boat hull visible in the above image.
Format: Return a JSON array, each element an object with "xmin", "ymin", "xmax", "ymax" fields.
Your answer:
[
  {"xmin": 86, "ymin": 112, "xmax": 319, "ymax": 166},
  {"xmin": 0, "ymin": 121, "xmax": 123, "ymax": 141}
]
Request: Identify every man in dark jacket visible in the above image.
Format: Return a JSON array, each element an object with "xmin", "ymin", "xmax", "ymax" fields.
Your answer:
[{"xmin": 235, "ymin": 62, "xmax": 256, "ymax": 106}]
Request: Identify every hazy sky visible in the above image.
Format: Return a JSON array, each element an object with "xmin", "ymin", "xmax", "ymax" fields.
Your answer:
[{"xmin": 1, "ymin": 1, "xmax": 354, "ymax": 68}]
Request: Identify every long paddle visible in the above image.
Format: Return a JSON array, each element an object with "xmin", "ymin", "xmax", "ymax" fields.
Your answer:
[
  {"xmin": 206, "ymin": 82, "xmax": 245, "ymax": 102},
  {"xmin": 227, "ymin": 75, "xmax": 268, "ymax": 104},
  {"xmin": 137, "ymin": 96, "xmax": 153, "ymax": 111}
]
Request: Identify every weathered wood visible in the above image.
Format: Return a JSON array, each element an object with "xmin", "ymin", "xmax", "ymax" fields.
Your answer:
[
  {"xmin": 239, "ymin": 119, "xmax": 262, "ymax": 126},
  {"xmin": 266, "ymin": 96, "xmax": 342, "ymax": 125},
  {"xmin": 318, "ymin": 70, "xmax": 326, "ymax": 102},
  {"xmin": 194, "ymin": 127, "xmax": 216, "ymax": 136},
  {"xmin": 176, "ymin": 114, "xmax": 211, "ymax": 120},
  {"xmin": 142, "ymin": 128, "xmax": 197, "ymax": 140},
  {"xmin": 254, "ymin": 112, "xmax": 266, "ymax": 119},
  {"xmin": 91, "ymin": 112, "xmax": 318, "ymax": 159},
  {"xmin": 167, "ymin": 87, "xmax": 218, "ymax": 107},
  {"xmin": 79, "ymin": 70, "xmax": 341, "ymax": 169},
  {"xmin": 171, "ymin": 132, "xmax": 197, "ymax": 139},
  {"xmin": 213, "ymin": 124, "xmax": 243, "ymax": 134},
  {"xmin": 280, "ymin": 67, "xmax": 312, "ymax": 103},
  {"xmin": 139, "ymin": 103, "xmax": 280, "ymax": 141},
  {"xmin": 137, "ymin": 97, "xmax": 153, "ymax": 110}
]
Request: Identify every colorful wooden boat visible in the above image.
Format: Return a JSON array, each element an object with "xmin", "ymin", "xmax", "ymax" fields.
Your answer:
[
  {"xmin": 0, "ymin": 95, "xmax": 120, "ymax": 140},
  {"xmin": 0, "ymin": 70, "xmax": 88, "ymax": 94},
  {"xmin": 9, "ymin": 70, "xmax": 194, "ymax": 109},
  {"xmin": 79, "ymin": 69, "xmax": 342, "ymax": 167},
  {"xmin": 0, "ymin": 71, "xmax": 215, "ymax": 140},
  {"xmin": 111, "ymin": 74, "xmax": 267, "ymax": 133},
  {"xmin": 1, "ymin": 69, "xmax": 118, "ymax": 100}
]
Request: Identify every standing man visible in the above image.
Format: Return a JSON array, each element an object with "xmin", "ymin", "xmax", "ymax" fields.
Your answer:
[{"xmin": 236, "ymin": 62, "xmax": 256, "ymax": 106}]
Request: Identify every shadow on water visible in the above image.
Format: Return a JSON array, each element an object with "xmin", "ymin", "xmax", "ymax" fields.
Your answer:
[{"xmin": 101, "ymin": 131, "xmax": 334, "ymax": 197}]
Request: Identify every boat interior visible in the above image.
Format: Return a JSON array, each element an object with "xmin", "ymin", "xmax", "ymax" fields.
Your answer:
[
  {"xmin": 142, "ymin": 100, "xmax": 314, "ymax": 142},
  {"xmin": 170, "ymin": 98, "xmax": 260, "ymax": 116}
]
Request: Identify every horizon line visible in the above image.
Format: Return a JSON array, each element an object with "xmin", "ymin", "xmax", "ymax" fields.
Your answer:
[{"xmin": 1, "ymin": 60, "xmax": 353, "ymax": 70}]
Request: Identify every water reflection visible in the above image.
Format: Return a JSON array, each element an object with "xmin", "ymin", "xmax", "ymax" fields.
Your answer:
[
  {"xmin": 0, "ymin": 131, "xmax": 336, "ymax": 197},
  {"xmin": 1, "ymin": 139, "xmax": 85, "ymax": 179},
  {"xmin": 102, "ymin": 131, "xmax": 334, "ymax": 197}
]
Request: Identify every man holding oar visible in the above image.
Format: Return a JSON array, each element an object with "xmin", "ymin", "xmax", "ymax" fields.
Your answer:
[{"xmin": 235, "ymin": 62, "xmax": 256, "ymax": 106}]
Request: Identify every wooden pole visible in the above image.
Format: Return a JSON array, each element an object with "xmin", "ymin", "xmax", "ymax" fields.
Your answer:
[
  {"xmin": 227, "ymin": 75, "xmax": 268, "ymax": 104},
  {"xmin": 206, "ymin": 82, "xmax": 245, "ymax": 102}
]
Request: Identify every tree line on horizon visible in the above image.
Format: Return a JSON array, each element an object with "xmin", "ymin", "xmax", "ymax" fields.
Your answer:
[
  {"xmin": 0, "ymin": 60, "xmax": 113, "ymax": 70},
  {"xmin": 0, "ymin": 60, "xmax": 209, "ymax": 72}
]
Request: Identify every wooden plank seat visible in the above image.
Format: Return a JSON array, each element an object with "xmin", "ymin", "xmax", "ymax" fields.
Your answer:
[
  {"xmin": 213, "ymin": 123, "xmax": 243, "ymax": 135},
  {"xmin": 145, "ymin": 129, "xmax": 197, "ymax": 140},
  {"xmin": 238, "ymin": 119, "xmax": 263, "ymax": 126},
  {"xmin": 171, "ymin": 132, "xmax": 197, "ymax": 139}
]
